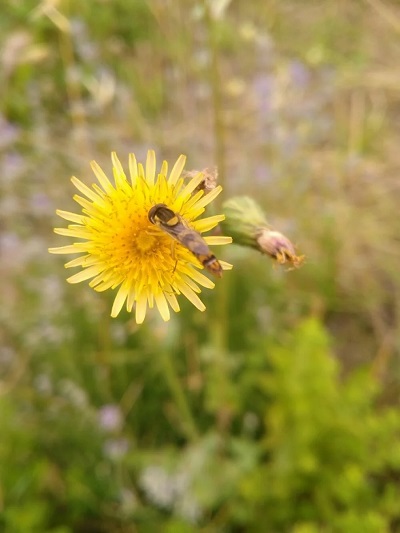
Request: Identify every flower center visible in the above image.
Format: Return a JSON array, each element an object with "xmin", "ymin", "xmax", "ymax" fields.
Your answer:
[{"xmin": 136, "ymin": 230, "xmax": 157, "ymax": 252}]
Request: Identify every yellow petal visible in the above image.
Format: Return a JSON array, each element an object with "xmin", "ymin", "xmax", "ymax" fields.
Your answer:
[
  {"xmin": 183, "ymin": 267, "xmax": 215, "ymax": 289},
  {"xmin": 160, "ymin": 160, "xmax": 168, "ymax": 177},
  {"xmin": 203, "ymin": 236, "xmax": 232, "ymax": 245},
  {"xmin": 129, "ymin": 153, "xmax": 138, "ymax": 185},
  {"xmin": 179, "ymin": 190, "xmax": 203, "ymax": 215},
  {"xmin": 219, "ymin": 260, "xmax": 233, "ymax": 270},
  {"xmin": 64, "ymin": 255, "xmax": 99, "ymax": 268},
  {"xmin": 179, "ymin": 274, "xmax": 201, "ymax": 293},
  {"xmin": 135, "ymin": 294, "xmax": 148, "ymax": 324},
  {"xmin": 126, "ymin": 289, "xmax": 135, "ymax": 312},
  {"xmin": 179, "ymin": 172, "xmax": 204, "ymax": 198},
  {"xmin": 71, "ymin": 176, "xmax": 106, "ymax": 206},
  {"xmin": 48, "ymin": 245, "xmax": 84, "ymax": 254},
  {"xmin": 192, "ymin": 185, "xmax": 222, "ymax": 209},
  {"xmin": 177, "ymin": 264, "xmax": 214, "ymax": 288},
  {"xmin": 137, "ymin": 162, "xmax": 145, "ymax": 179},
  {"xmin": 111, "ymin": 284, "xmax": 128, "ymax": 317},
  {"xmin": 111, "ymin": 151, "xmax": 129, "ymax": 189},
  {"xmin": 168, "ymin": 155, "xmax": 186, "ymax": 186},
  {"xmin": 192, "ymin": 214, "xmax": 225, "ymax": 232},
  {"xmin": 93, "ymin": 279, "xmax": 118, "ymax": 292},
  {"xmin": 146, "ymin": 149, "xmax": 156, "ymax": 186},
  {"xmin": 155, "ymin": 291, "xmax": 170, "ymax": 321},
  {"xmin": 56, "ymin": 210, "xmax": 86, "ymax": 224},
  {"xmin": 73, "ymin": 195, "xmax": 103, "ymax": 217},
  {"xmin": 164, "ymin": 290, "xmax": 180, "ymax": 312},
  {"xmin": 176, "ymin": 281, "xmax": 206, "ymax": 311},
  {"xmin": 66, "ymin": 266, "xmax": 103, "ymax": 283},
  {"xmin": 54, "ymin": 227, "xmax": 91, "ymax": 238},
  {"xmin": 90, "ymin": 160, "xmax": 115, "ymax": 194}
]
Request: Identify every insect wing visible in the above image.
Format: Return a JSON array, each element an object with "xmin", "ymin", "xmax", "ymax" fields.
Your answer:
[
  {"xmin": 148, "ymin": 204, "xmax": 223, "ymax": 277},
  {"xmin": 177, "ymin": 227, "xmax": 223, "ymax": 278}
]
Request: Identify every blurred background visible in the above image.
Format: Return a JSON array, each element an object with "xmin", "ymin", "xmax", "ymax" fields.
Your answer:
[{"xmin": 1, "ymin": 0, "xmax": 400, "ymax": 531}]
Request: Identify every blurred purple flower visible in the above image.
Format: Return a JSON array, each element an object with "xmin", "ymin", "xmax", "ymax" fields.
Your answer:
[
  {"xmin": 252, "ymin": 73, "xmax": 274, "ymax": 119},
  {"xmin": 254, "ymin": 163, "xmax": 274, "ymax": 185},
  {"xmin": 0, "ymin": 233, "xmax": 26, "ymax": 270},
  {"xmin": 288, "ymin": 59, "xmax": 310, "ymax": 89},
  {"xmin": 98, "ymin": 404, "xmax": 123, "ymax": 432},
  {"xmin": 30, "ymin": 192, "xmax": 53, "ymax": 216},
  {"xmin": 0, "ymin": 116, "xmax": 20, "ymax": 149}
]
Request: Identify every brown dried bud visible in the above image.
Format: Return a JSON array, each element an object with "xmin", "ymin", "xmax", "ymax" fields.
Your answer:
[
  {"xmin": 183, "ymin": 168, "xmax": 218, "ymax": 194},
  {"xmin": 256, "ymin": 229, "xmax": 305, "ymax": 269}
]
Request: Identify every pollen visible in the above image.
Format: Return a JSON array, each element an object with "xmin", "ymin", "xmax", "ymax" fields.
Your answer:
[{"xmin": 135, "ymin": 230, "xmax": 157, "ymax": 253}]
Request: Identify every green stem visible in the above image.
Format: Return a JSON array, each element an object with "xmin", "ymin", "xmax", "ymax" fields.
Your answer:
[
  {"xmin": 159, "ymin": 349, "xmax": 199, "ymax": 441},
  {"xmin": 204, "ymin": 3, "xmax": 226, "ymax": 198},
  {"xmin": 204, "ymin": 3, "xmax": 233, "ymax": 433},
  {"xmin": 204, "ymin": 2, "xmax": 229, "ymax": 355}
]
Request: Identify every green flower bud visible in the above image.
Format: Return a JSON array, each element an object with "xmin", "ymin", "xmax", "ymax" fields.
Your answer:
[{"xmin": 222, "ymin": 196, "xmax": 304, "ymax": 269}]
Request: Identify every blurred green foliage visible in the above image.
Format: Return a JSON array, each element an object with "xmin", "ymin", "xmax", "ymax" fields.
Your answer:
[
  {"xmin": 1, "ymin": 0, "xmax": 400, "ymax": 531},
  {"xmin": 2, "ymin": 319, "xmax": 400, "ymax": 532}
]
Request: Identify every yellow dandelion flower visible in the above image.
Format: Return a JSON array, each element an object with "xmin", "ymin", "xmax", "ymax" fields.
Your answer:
[{"xmin": 49, "ymin": 151, "xmax": 232, "ymax": 323}]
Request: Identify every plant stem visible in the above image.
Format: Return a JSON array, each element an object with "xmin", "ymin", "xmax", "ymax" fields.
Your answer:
[
  {"xmin": 204, "ymin": 3, "xmax": 226, "ymax": 198},
  {"xmin": 159, "ymin": 349, "xmax": 199, "ymax": 441},
  {"xmin": 204, "ymin": 3, "xmax": 233, "ymax": 433},
  {"xmin": 204, "ymin": 2, "xmax": 229, "ymax": 354}
]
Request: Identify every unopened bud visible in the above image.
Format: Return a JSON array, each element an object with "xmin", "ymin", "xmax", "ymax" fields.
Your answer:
[
  {"xmin": 222, "ymin": 196, "xmax": 304, "ymax": 269},
  {"xmin": 256, "ymin": 229, "xmax": 304, "ymax": 268}
]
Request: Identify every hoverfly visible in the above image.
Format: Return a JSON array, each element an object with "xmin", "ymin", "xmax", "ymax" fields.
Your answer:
[{"xmin": 148, "ymin": 203, "xmax": 223, "ymax": 277}]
